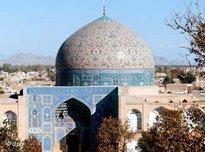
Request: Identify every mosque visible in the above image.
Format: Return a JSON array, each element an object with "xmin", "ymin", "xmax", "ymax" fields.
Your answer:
[{"xmin": 0, "ymin": 3, "xmax": 204, "ymax": 152}]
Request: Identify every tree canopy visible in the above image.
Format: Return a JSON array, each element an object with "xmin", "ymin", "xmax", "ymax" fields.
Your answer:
[
  {"xmin": 96, "ymin": 116, "xmax": 135, "ymax": 152},
  {"xmin": 21, "ymin": 134, "xmax": 42, "ymax": 152},
  {"xmin": 0, "ymin": 119, "xmax": 42, "ymax": 152},
  {"xmin": 177, "ymin": 71, "xmax": 196, "ymax": 83},
  {"xmin": 0, "ymin": 119, "xmax": 21, "ymax": 152},
  {"xmin": 138, "ymin": 108, "xmax": 205, "ymax": 152},
  {"xmin": 0, "ymin": 64, "xmax": 54, "ymax": 73},
  {"xmin": 163, "ymin": 76, "xmax": 175, "ymax": 86}
]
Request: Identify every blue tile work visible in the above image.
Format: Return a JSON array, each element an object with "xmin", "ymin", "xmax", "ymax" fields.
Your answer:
[
  {"xmin": 43, "ymin": 136, "xmax": 52, "ymax": 152},
  {"xmin": 56, "ymin": 68, "xmax": 154, "ymax": 86},
  {"xmin": 56, "ymin": 129, "xmax": 65, "ymax": 143},
  {"xmin": 56, "ymin": 16, "xmax": 154, "ymax": 70},
  {"xmin": 97, "ymin": 15, "xmax": 112, "ymax": 21},
  {"xmin": 26, "ymin": 86, "xmax": 117, "ymax": 152},
  {"xmin": 43, "ymin": 124, "xmax": 52, "ymax": 133}
]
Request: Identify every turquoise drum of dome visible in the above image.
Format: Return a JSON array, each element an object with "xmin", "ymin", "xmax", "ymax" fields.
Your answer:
[{"xmin": 56, "ymin": 69, "xmax": 154, "ymax": 86}]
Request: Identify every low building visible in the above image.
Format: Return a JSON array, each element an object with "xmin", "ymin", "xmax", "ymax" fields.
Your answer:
[{"xmin": 166, "ymin": 84, "xmax": 193, "ymax": 94}]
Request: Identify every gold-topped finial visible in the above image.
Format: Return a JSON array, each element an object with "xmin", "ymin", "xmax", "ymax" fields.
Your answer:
[{"xmin": 103, "ymin": 0, "xmax": 106, "ymax": 16}]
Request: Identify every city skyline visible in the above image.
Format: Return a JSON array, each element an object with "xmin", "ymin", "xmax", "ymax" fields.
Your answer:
[{"xmin": 1, "ymin": 0, "xmax": 204, "ymax": 62}]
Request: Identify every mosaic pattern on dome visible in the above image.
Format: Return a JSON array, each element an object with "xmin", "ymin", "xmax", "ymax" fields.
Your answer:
[{"xmin": 56, "ymin": 16, "xmax": 154, "ymax": 69}]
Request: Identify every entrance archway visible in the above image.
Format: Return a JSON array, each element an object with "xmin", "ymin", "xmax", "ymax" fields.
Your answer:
[{"xmin": 55, "ymin": 98, "xmax": 91, "ymax": 152}]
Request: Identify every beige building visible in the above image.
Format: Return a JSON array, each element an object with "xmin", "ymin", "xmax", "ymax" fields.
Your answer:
[{"xmin": 0, "ymin": 85, "xmax": 204, "ymax": 152}]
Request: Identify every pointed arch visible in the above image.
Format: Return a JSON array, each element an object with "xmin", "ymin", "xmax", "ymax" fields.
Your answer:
[
  {"xmin": 55, "ymin": 98, "xmax": 91, "ymax": 152},
  {"xmin": 54, "ymin": 96, "xmax": 92, "ymax": 114}
]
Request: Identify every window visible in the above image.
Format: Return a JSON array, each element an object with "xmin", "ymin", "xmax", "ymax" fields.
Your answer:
[
  {"xmin": 3, "ymin": 111, "xmax": 17, "ymax": 125},
  {"xmin": 127, "ymin": 109, "xmax": 141, "ymax": 131},
  {"xmin": 148, "ymin": 110, "xmax": 159, "ymax": 128}
]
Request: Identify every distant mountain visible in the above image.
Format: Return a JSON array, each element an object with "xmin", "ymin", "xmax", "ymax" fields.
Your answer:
[
  {"xmin": 154, "ymin": 56, "xmax": 191, "ymax": 65},
  {"xmin": 0, "ymin": 53, "xmax": 55, "ymax": 65},
  {"xmin": 0, "ymin": 52, "xmax": 193, "ymax": 66}
]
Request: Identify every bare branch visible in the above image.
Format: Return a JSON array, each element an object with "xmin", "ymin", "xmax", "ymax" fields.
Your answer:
[
  {"xmin": 178, "ymin": 52, "xmax": 192, "ymax": 67},
  {"xmin": 166, "ymin": 0, "xmax": 205, "ymax": 66}
]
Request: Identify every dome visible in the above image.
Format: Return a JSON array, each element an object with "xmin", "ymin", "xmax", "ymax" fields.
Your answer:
[
  {"xmin": 56, "ymin": 16, "xmax": 154, "ymax": 69},
  {"xmin": 56, "ymin": 16, "xmax": 154, "ymax": 86}
]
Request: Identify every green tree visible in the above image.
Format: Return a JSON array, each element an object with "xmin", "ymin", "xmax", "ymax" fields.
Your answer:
[
  {"xmin": 178, "ymin": 72, "xmax": 196, "ymax": 83},
  {"xmin": 0, "ymin": 119, "xmax": 21, "ymax": 152},
  {"xmin": 0, "ymin": 86, "xmax": 4, "ymax": 94},
  {"xmin": 0, "ymin": 120, "xmax": 42, "ymax": 152},
  {"xmin": 96, "ymin": 116, "xmax": 135, "ymax": 152},
  {"xmin": 47, "ymin": 68, "xmax": 56, "ymax": 81},
  {"xmin": 1, "ymin": 64, "xmax": 54, "ymax": 73},
  {"xmin": 2, "ymin": 63, "xmax": 16, "ymax": 73},
  {"xmin": 163, "ymin": 76, "xmax": 174, "ymax": 86},
  {"xmin": 167, "ymin": 0, "xmax": 205, "ymax": 66},
  {"xmin": 138, "ymin": 108, "xmax": 205, "ymax": 152}
]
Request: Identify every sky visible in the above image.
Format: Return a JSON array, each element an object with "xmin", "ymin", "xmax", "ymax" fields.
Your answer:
[{"xmin": 0, "ymin": 0, "xmax": 204, "ymax": 61}]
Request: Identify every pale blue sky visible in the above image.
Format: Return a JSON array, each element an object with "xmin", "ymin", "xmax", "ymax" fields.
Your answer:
[{"xmin": 0, "ymin": 0, "xmax": 204, "ymax": 61}]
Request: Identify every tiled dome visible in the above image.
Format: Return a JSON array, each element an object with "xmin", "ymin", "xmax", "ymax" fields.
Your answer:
[
  {"xmin": 56, "ymin": 16, "xmax": 154, "ymax": 86},
  {"xmin": 56, "ymin": 16, "xmax": 154, "ymax": 70}
]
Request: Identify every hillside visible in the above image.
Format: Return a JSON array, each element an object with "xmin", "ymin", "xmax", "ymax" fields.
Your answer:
[{"xmin": 0, "ymin": 53, "xmax": 193, "ymax": 66}]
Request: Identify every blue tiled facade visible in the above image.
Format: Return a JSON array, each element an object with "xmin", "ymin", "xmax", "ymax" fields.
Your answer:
[{"xmin": 26, "ymin": 86, "xmax": 118, "ymax": 152}]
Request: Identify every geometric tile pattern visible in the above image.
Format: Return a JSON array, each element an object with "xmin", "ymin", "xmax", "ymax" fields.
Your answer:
[
  {"xmin": 56, "ymin": 68, "xmax": 154, "ymax": 86},
  {"xmin": 56, "ymin": 16, "xmax": 154, "ymax": 70},
  {"xmin": 56, "ymin": 15, "xmax": 155, "ymax": 87}
]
